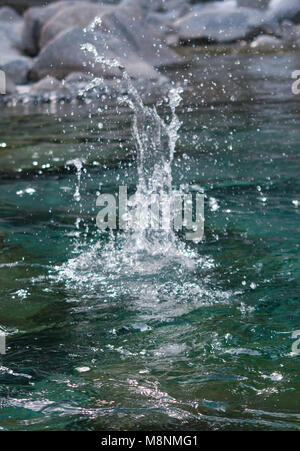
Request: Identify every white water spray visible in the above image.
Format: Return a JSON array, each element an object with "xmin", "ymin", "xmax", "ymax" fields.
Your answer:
[
  {"xmin": 82, "ymin": 21, "xmax": 185, "ymax": 255},
  {"xmin": 56, "ymin": 18, "xmax": 198, "ymax": 285}
]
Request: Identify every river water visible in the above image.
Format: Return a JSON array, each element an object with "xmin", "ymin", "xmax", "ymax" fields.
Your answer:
[{"xmin": 0, "ymin": 49, "xmax": 299, "ymax": 430}]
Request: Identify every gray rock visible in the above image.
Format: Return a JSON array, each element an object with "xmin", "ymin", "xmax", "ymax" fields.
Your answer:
[
  {"xmin": 160, "ymin": 0, "xmax": 190, "ymax": 15},
  {"xmin": 281, "ymin": 20, "xmax": 300, "ymax": 48},
  {"xmin": 65, "ymin": 71, "xmax": 95, "ymax": 83},
  {"xmin": 146, "ymin": 10, "xmax": 183, "ymax": 38},
  {"xmin": 30, "ymin": 75, "xmax": 71, "ymax": 98},
  {"xmin": 0, "ymin": 56, "xmax": 31, "ymax": 85},
  {"xmin": 0, "ymin": 6, "xmax": 22, "ymax": 21},
  {"xmin": 250, "ymin": 34, "xmax": 283, "ymax": 49},
  {"xmin": 237, "ymin": 0, "xmax": 270, "ymax": 9},
  {"xmin": 120, "ymin": 0, "xmax": 190, "ymax": 15},
  {"xmin": 120, "ymin": 0, "xmax": 163, "ymax": 11},
  {"xmin": 268, "ymin": 0, "xmax": 300, "ymax": 24},
  {"xmin": 0, "ymin": 1, "xmax": 56, "ymax": 14},
  {"xmin": 30, "ymin": 25, "xmax": 162, "ymax": 81},
  {"xmin": 293, "ymin": 24, "xmax": 300, "ymax": 46},
  {"xmin": 30, "ymin": 75, "xmax": 65, "ymax": 92},
  {"xmin": 99, "ymin": 5, "xmax": 181, "ymax": 67},
  {"xmin": 0, "ymin": 6, "xmax": 23, "ymax": 47},
  {"xmin": 22, "ymin": 1, "xmax": 80, "ymax": 56},
  {"xmin": 0, "ymin": 31, "xmax": 31, "ymax": 84},
  {"xmin": 39, "ymin": 2, "xmax": 113, "ymax": 49},
  {"xmin": 5, "ymin": 76, "xmax": 16, "ymax": 95},
  {"xmin": 174, "ymin": 6, "xmax": 278, "ymax": 44},
  {"xmin": 191, "ymin": 1, "xmax": 237, "ymax": 13},
  {"xmin": 147, "ymin": 14, "xmax": 173, "ymax": 38},
  {"xmin": 24, "ymin": 0, "xmax": 181, "ymax": 69},
  {"xmin": 32, "ymin": 2, "xmax": 180, "ymax": 80},
  {"xmin": 0, "ymin": 0, "xmax": 120, "ymax": 14}
]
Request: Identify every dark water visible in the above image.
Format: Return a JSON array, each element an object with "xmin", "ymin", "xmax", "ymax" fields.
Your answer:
[{"xmin": 0, "ymin": 50, "xmax": 300, "ymax": 431}]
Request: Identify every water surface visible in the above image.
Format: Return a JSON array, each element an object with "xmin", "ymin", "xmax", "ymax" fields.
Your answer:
[{"xmin": 0, "ymin": 49, "xmax": 300, "ymax": 431}]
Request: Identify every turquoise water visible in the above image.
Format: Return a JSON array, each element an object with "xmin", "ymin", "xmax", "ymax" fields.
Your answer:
[{"xmin": 0, "ymin": 51, "xmax": 300, "ymax": 431}]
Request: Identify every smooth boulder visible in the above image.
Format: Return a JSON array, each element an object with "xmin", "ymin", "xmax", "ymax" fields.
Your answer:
[
  {"xmin": 98, "ymin": 5, "xmax": 181, "ymax": 67},
  {"xmin": 22, "ymin": 1, "xmax": 81, "ymax": 55},
  {"xmin": 30, "ymin": 75, "xmax": 71, "ymax": 98},
  {"xmin": 250, "ymin": 34, "xmax": 283, "ymax": 49},
  {"xmin": 174, "ymin": 6, "xmax": 278, "ymax": 44},
  {"xmin": 0, "ymin": 1, "xmax": 64, "ymax": 13},
  {"xmin": 39, "ymin": 3, "xmax": 113, "ymax": 49},
  {"xmin": 30, "ymin": 26, "xmax": 162, "ymax": 81},
  {"xmin": 0, "ymin": 6, "xmax": 23, "ymax": 47},
  {"xmin": 237, "ymin": 0, "xmax": 270, "ymax": 9},
  {"xmin": 0, "ymin": 30, "xmax": 31, "ymax": 84},
  {"xmin": 268, "ymin": 0, "xmax": 300, "ymax": 24},
  {"xmin": 281, "ymin": 21, "xmax": 300, "ymax": 48},
  {"xmin": 0, "ymin": 6, "xmax": 22, "ymax": 21}
]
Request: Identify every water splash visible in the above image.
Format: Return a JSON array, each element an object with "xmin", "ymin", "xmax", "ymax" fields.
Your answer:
[
  {"xmin": 67, "ymin": 158, "xmax": 84, "ymax": 203},
  {"xmin": 82, "ymin": 31, "xmax": 186, "ymax": 254},
  {"xmin": 66, "ymin": 158, "xmax": 86, "ymax": 249},
  {"xmin": 56, "ymin": 19, "xmax": 199, "ymax": 286}
]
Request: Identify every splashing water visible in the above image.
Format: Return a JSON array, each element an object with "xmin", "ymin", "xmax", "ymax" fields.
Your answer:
[
  {"xmin": 56, "ymin": 19, "xmax": 200, "ymax": 287},
  {"xmin": 67, "ymin": 158, "xmax": 84, "ymax": 203},
  {"xmin": 126, "ymin": 80, "xmax": 184, "ymax": 255}
]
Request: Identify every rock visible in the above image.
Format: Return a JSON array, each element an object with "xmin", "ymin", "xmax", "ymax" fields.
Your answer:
[
  {"xmin": 147, "ymin": 12, "xmax": 173, "ymax": 36},
  {"xmin": 0, "ymin": 31, "xmax": 31, "ymax": 84},
  {"xmin": 250, "ymin": 34, "xmax": 283, "ymax": 49},
  {"xmin": 146, "ymin": 10, "xmax": 182, "ymax": 38},
  {"xmin": 30, "ymin": 26, "xmax": 117, "ymax": 80},
  {"xmin": 268, "ymin": 0, "xmax": 300, "ymax": 24},
  {"xmin": 22, "ymin": 1, "xmax": 80, "ymax": 56},
  {"xmin": 39, "ymin": 3, "xmax": 112, "ymax": 49},
  {"xmin": 173, "ymin": 6, "xmax": 278, "ymax": 44},
  {"xmin": 0, "ymin": 55, "xmax": 31, "ymax": 85},
  {"xmin": 237, "ymin": 0, "xmax": 270, "ymax": 9},
  {"xmin": 1, "ymin": 71, "xmax": 170, "ymax": 107},
  {"xmin": 0, "ymin": 6, "xmax": 22, "ymax": 21},
  {"xmin": 30, "ymin": 75, "xmax": 64, "ymax": 92},
  {"xmin": 30, "ymin": 75, "xmax": 71, "ymax": 99},
  {"xmin": 98, "ymin": 5, "xmax": 181, "ymax": 67},
  {"xmin": 133, "ymin": 0, "xmax": 190, "ymax": 15},
  {"xmin": 191, "ymin": 1, "xmax": 237, "ymax": 13},
  {"xmin": 120, "ymin": 0, "xmax": 189, "ymax": 15},
  {"xmin": 281, "ymin": 21, "xmax": 300, "ymax": 48},
  {"xmin": 0, "ymin": 6, "xmax": 23, "ymax": 47},
  {"xmin": 30, "ymin": 25, "xmax": 162, "ymax": 81},
  {"xmin": 65, "ymin": 71, "xmax": 94, "ymax": 83},
  {"xmin": 161, "ymin": 0, "xmax": 190, "ymax": 14},
  {"xmin": 0, "ymin": 1, "xmax": 57, "ymax": 14},
  {"xmin": 25, "ymin": 1, "xmax": 181, "ymax": 69},
  {"xmin": 293, "ymin": 24, "xmax": 300, "ymax": 47},
  {"xmin": 31, "ymin": 2, "xmax": 180, "ymax": 80},
  {"xmin": 64, "ymin": 71, "xmax": 95, "ymax": 96},
  {"xmin": 120, "ymin": 0, "xmax": 163, "ymax": 11}
]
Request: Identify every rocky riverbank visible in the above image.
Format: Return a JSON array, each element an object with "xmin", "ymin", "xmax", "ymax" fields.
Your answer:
[{"xmin": 1, "ymin": 0, "xmax": 300, "ymax": 106}]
